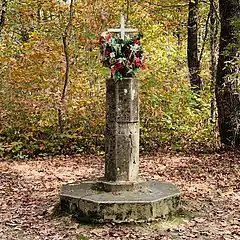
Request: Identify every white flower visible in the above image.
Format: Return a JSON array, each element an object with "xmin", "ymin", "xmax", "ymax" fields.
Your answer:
[
  {"xmin": 110, "ymin": 52, "xmax": 115, "ymax": 58},
  {"xmin": 130, "ymin": 44, "xmax": 140, "ymax": 52}
]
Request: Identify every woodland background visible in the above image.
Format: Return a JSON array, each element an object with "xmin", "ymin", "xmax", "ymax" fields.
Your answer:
[
  {"xmin": 1, "ymin": 1, "xmax": 240, "ymax": 239},
  {"xmin": 0, "ymin": 0, "xmax": 220, "ymax": 158}
]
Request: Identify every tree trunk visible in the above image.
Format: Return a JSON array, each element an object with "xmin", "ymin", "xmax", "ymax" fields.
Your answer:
[
  {"xmin": 0, "ymin": 0, "xmax": 8, "ymax": 36},
  {"xmin": 187, "ymin": 0, "xmax": 202, "ymax": 91},
  {"xmin": 58, "ymin": 0, "xmax": 74, "ymax": 133},
  {"xmin": 209, "ymin": 0, "xmax": 219, "ymax": 121},
  {"xmin": 216, "ymin": 0, "xmax": 240, "ymax": 147}
]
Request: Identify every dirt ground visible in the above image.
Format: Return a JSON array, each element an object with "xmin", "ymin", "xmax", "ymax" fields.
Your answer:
[{"xmin": 0, "ymin": 152, "xmax": 239, "ymax": 240}]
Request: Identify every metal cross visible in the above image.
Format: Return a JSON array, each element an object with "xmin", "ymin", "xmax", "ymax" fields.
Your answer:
[{"xmin": 108, "ymin": 15, "xmax": 138, "ymax": 40}]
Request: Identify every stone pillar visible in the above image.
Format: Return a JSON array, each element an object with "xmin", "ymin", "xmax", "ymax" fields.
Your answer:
[
  {"xmin": 60, "ymin": 77, "xmax": 181, "ymax": 223},
  {"xmin": 105, "ymin": 78, "xmax": 139, "ymax": 182}
]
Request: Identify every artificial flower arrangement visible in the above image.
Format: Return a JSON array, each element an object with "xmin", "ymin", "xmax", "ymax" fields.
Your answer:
[{"xmin": 99, "ymin": 32, "xmax": 146, "ymax": 80}]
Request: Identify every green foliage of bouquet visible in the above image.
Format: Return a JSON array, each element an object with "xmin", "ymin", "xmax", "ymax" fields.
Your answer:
[{"xmin": 99, "ymin": 32, "xmax": 146, "ymax": 80}]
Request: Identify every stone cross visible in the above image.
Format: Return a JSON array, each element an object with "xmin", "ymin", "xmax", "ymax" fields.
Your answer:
[
  {"xmin": 60, "ymin": 15, "xmax": 180, "ymax": 223},
  {"xmin": 104, "ymin": 15, "xmax": 140, "ymax": 188},
  {"xmin": 108, "ymin": 15, "xmax": 138, "ymax": 40}
]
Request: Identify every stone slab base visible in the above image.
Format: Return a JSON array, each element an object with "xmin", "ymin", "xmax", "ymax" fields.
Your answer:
[{"xmin": 60, "ymin": 181, "xmax": 181, "ymax": 223}]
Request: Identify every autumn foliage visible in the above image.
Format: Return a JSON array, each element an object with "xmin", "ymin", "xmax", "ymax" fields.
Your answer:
[{"xmin": 0, "ymin": 0, "xmax": 218, "ymax": 158}]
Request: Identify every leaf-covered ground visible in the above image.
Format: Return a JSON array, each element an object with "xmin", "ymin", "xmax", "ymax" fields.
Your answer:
[{"xmin": 0, "ymin": 153, "xmax": 239, "ymax": 240}]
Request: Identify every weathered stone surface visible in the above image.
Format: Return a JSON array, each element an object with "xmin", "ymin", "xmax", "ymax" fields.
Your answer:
[
  {"xmin": 105, "ymin": 78, "xmax": 139, "ymax": 182},
  {"xmin": 106, "ymin": 78, "xmax": 139, "ymax": 123},
  {"xmin": 98, "ymin": 179, "xmax": 145, "ymax": 192},
  {"xmin": 116, "ymin": 78, "xmax": 139, "ymax": 122},
  {"xmin": 60, "ymin": 181, "xmax": 181, "ymax": 223}
]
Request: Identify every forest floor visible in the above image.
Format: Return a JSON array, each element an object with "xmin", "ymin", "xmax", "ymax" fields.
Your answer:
[{"xmin": 0, "ymin": 152, "xmax": 239, "ymax": 240}]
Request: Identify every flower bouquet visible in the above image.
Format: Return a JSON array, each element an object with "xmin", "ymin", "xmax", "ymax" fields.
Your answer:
[{"xmin": 99, "ymin": 32, "xmax": 146, "ymax": 80}]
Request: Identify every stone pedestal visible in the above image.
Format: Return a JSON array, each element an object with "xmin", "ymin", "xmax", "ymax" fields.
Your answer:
[
  {"xmin": 105, "ymin": 78, "xmax": 139, "ymax": 182},
  {"xmin": 60, "ymin": 181, "xmax": 180, "ymax": 223},
  {"xmin": 60, "ymin": 78, "xmax": 181, "ymax": 222}
]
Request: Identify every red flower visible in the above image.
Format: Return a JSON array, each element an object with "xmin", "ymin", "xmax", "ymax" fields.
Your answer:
[
  {"xmin": 124, "ymin": 47, "xmax": 131, "ymax": 58},
  {"xmin": 115, "ymin": 62, "xmax": 123, "ymax": 71},
  {"xmin": 136, "ymin": 51, "xmax": 141, "ymax": 58},
  {"xmin": 133, "ymin": 39, "xmax": 140, "ymax": 44},
  {"xmin": 105, "ymin": 46, "xmax": 111, "ymax": 56},
  {"xmin": 134, "ymin": 58, "xmax": 142, "ymax": 67},
  {"xmin": 111, "ymin": 67, "xmax": 116, "ymax": 74},
  {"xmin": 111, "ymin": 62, "xmax": 123, "ymax": 75},
  {"xmin": 106, "ymin": 33, "xmax": 111, "ymax": 42}
]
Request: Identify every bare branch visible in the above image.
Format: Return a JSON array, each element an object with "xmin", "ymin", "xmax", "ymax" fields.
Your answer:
[{"xmin": 144, "ymin": 1, "xmax": 188, "ymax": 8}]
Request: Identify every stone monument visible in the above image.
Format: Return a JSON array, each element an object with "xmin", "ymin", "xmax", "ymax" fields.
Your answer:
[{"xmin": 60, "ymin": 16, "xmax": 180, "ymax": 222}]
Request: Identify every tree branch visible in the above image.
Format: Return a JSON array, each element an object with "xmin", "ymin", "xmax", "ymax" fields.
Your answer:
[
  {"xmin": 199, "ymin": 9, "xmax": 211, "ymax": 66},
  {"xmin": 61, "ymin": 0, "xmax": 74, "ymax": 102},
  {"xmin": 145, "ymin": 1, "xmax": 188, "ymax": 8},
  {"xmin": 201, "ymin": 0, "xmax": 220, "ymax": 22}
]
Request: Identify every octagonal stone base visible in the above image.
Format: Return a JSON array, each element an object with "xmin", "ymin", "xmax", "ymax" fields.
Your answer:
[{"xmin": 60, "ymin": 181, "xmax": 180, "ymax": 223}]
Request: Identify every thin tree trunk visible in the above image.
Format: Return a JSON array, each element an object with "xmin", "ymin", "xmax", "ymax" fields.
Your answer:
[
  {"xmin": 199, "ymin": 11, "xmax": 211, "ymax": 66},
  {"xmin": 209, "ymin": 0, "xmax": 219, "ymax": 121},
  {"xmin": 187, "ymin": 0, "xmax": 202, "ymax": 91},
  {"xmin": 37, "ymin": 3, "xmax": 42, "ymax": 25},
  {"xmin": 58, "ymin": 0, "xmax": 74, "ymax": 133},
  {"xmin": 216, "ymin": 0, "xmax": 240, "ymax": 147},
  {"xmin": 0, "ymin": 0, "xmax": 8, "ymax": 36}
]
